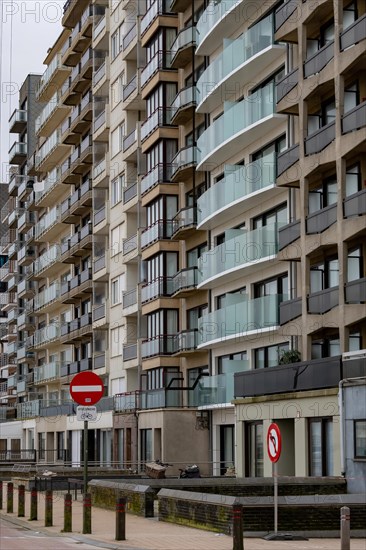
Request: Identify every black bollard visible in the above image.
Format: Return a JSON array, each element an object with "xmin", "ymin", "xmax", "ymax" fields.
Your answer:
[
  {"xmin": 30, "ymin": 487, "xmax": 38, "ymax": 520},
  {"xmin": 45, "ymin": 489, "xmax": 53, "ymax": 527},
  {"xmin": 82, "ymin": 493, "xmax": 92, "ymax": 534},
  {"xmin": 7, "ymin": 482, "xmax": 13, "ymax": 514},
  {"xmin": 115, "ymin": 497, "xmax": 127, "ymax": 541},
  {"xmin": 232, "ymin": 503, "xmax": 244, "ymax": 550},
  {"xmin": 18, "ymin": 485, "xmax": 25, "ymax": 517},
  {"xmin": 63, "ymin": 493, "xmax": 72, "ymax": 533}
]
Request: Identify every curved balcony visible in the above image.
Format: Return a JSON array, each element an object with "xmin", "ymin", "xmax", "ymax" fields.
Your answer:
[
  {"xmin": 170, "ymin": 86, "xmax": 196, "ymax": 125},
  {"xmin": 141, "ymin": 276, "xmax": 174, "ymax": 303},
  {"xmin": 172, "ymin": 206, "xmax": 197, "ymax": 239},
  {"xmin": 198, "ymin": 294, "xmax": 283, "ymax": 348},
  {"xmin": 197, "ymin": 158, "xmax": 276, "ymax": 229},
  {"xmin": 141, "ymin": 220, "xmax": 174, "ymax": 249},
  {"xmin": 172, "ymin": 267, "xmax": 198, "ymax": 296},
  {"xmin": 171, "ymin": 146, "xmax": 196, "ymax": 182},
  {"xmin": 36, "ymin": 53, "xmax": 70, "ymax": 102},
  {"xmin": 197, "ymin": 223, "xmax": 280, "ymax": 289},
  {"xmin": 141, "ymin": 107, "xmax": 176, "ymax": 142},
  {"xmin": 196, "ymin": 0, "xmax": 253, "ymax": 56},
  {"xmin": 197, "ymin": 82, "xmax": 283, "ymax": 169},
  {"xmin": 196, "ymin": 13, "xmax": 284, "ymax": 114},
  {"xmin": 171, "ymin": 26, "xmax": 197, "ymax": 69},
  {"xmin": 141, "ymin": 163, "xmax": 174, "ymax": 195},
  {"xmin": 141, "ymin": 335, "xmax": 176, "ymax": 359}
]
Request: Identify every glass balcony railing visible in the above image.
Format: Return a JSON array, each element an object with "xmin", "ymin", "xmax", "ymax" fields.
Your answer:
[
  {"xmin": 34, "ymin": 206, "xmax": 60, "ymax": 240},
  {"xmin": 141, "ymin": 51, "xmax": 173, "ymax": 88},
  {"xmin": 9, "ymin": 109, "xmax": 27, "ymax": 131},
  {"xmin": 171, "ymin": 146, "xmax": 196, "ymax": 178},
  {"xmin": 171, "ymin": 85, "xmax": 196, "ymax": 115},
  {"xmin": 172, "ymin": 266, "xmax": 198, "ymax": 294},
  {"xmin": 32, "ymin": 324, "xmax": 60, "ymax": 347},
  {"xmin": 197, "ymin": 81, "xmax": 275, "ymax": 165},
  {"xmin": 197, "ymin": 158, "xmax": 276, "ymax": 225},
  {"xmin": 171, "ymin": 26, "xmax": 197, "ymax": 61},
  {"xmin": 197, "ymin": 14, "xmax": 274, "ymax": 106},
  {"xmin": 34, "ymin": 168, "xmax": 60, "ymax": 204},
  {"xmin": 140, "ymin": 388, "xmax": 182, "ymax": 409},
  {"xmin": 197, "ymin": 0, "xmax": 242, "ymax": 48},
  {"xmin": 93, "ymin": 15, "xmax": 106, "ymax": 39},
  {"xmin": 141, "ymin": 0, "xmax": 173, "ymax": 35},
  {"xmin": 141, "ymin": 276, "xmax": 174, "ymax": 302},
  {"xmin": 34, "ymin": 362, "xmax": 60, "ymax": 383},
  {"xmin": 35, "ymin": 129, "xmax": 60, "ymax": 168},
  {"xmin": 141, "ymin": 220, "xmax": 174, "ymax": 248},
  {"xmin": 33, "ymin": 283, "xmax": 60, "ymax": 311},
  {"xmin": 172, "ymin": 205, "xmax": 196, "ymax": 234},
  {"xmin": 114, "ymin": 391, "xmax": 139, "ymax": 412},
  {"xmin": 141, "ymin": 335, "xmax": 176, "ymax": 358},
  {"xmin": 198, "ymin": 294, "xmax": 284, "ymax": 346},
  {"xmin": 33, "ymin": 245, "xmax": 60, "ymax": 276},
  {"xmin": 36, "ymin": 53, "xmax": 62, "ymax": 99},
  {"xmin": 190, "ymin": 364, "xmax": 249, "ymax": 407},
  {"xmin": 198, "ymin": 223, "xmax": 281, "ymax": 286},
  {"xmin": 141, "ymin": 163, "xmax": 174, "ymax": 194},
  {"xmin": 141, "ymin": 107, "xmax": 175, "ymax": 141},
  {"xmin": 35, "ymin": 92, "xmax": 58, "ymax": 133}
]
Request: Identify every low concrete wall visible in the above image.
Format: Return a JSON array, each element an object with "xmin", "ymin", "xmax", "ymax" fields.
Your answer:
[
  {"xmin": 89, "ymin": 480, "xmax": 155, "ymax": 518},
  {"xmin": 158, "ymin": 489, "xmax": 366, "ymax": 537}
]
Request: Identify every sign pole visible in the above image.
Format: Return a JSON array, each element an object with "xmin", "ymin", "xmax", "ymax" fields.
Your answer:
[
  {"xmin": 274, "ymin": 461, "xmax": 278, "ymax": 535},
  {"xmin": 83, "ymin": 419, "xmax": 88, "ymax": 495}
]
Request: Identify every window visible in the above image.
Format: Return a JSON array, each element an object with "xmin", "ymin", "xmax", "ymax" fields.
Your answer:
[
  {"xmin": 111, "ymin": 223, "xmax": 124, "ymax": 256},
  {"xmin": 111, "ymin": 326, "xmax": 123, "ymax": 357},
  {"xmin": 245, "ymin": 422, "xmax": 263, "ymax": 477},
  {"xmin": 311, "ymin": 335, "xmax": 340, "ymax": 359},
  {"xmin": 111, "ymin": 24, "xmax": 123, "ymax": 59},
  {"xmin": 111, "ymin": 174, "xmax": 124, "ymax": 206},
  {"xmin": 254, "ymin": 342, "xmax": 289, "ymax": 369},
  {"xmin": 308, "ymin": 418, "xmax": 333, "ymax": 476},
  {"xmin": 57, "ymin": 432, "xmax": 65, "ymax": 461},
  {"xmin": 310, "ymin": 257, "xmax": 339, "ymax": 292},
  {"xmin": 344, "ymin": 82, "xmax": 359, "ymax": 113},
  {"xmin": 111, "ymin": 277, "xmax": 121, "ymax": 305},
  {"xmin": 187, "ymin": 366, "xmax": 209, "ymax": 406},
  {"xmin": 147, "ymin": 309, "xmax": 178, "ymax": 339},
  {"xmin": 146, "ymin": 252, "xmax": 178, "ymax": 284},
  {"xmin": 187, "ymin": 243, "xmax": 207, "ymax": 268},
  {"xmin": 253, "ymin": 203, "xmax": 287, "ymax": 229},
  {"xmin": 216, "ymin": 287, "xmax": 246, "ymax": 309},
  {"xmin": 343, "ymin": 1, "xmax": 357, "ymax": 30},
  {"xmin": 354, "ymin": 420, "xmax": 366, "ymax": 458},
  {"xmin": 111, "ymin": 123, "xmax": 125, "ymax": 157},
  {"xmin": 140, "ymin": 429, "xmax": 152, "ymax": 462},
  {"xmin": 254, "ymin": 274, "xmax": 288, "ymax": 298},
  {"xmin": 347, "ymin": 247, "xmax": 363, "ymax": 282},
  {"xmin": 187, "ymin": 304, "xmax": 208, "ymax": 330},
  {"xmin": 218, "ymin": 351, "xmax": 247, "ymax": 374},
  {"xmin": 220, "ymin": 425, "xmax": 235, "ymax": 475},
  {"xmin": 308, "ymin": 98, "xmax": 336, "ymax": 134},
  {"xmin": 345, "ymin": 163, "xmax": 361, "ymax": 196},
  {"xmin": 308, "ymin": 176, "xmax": 337, "ymax": 214},
  {"xmin": 111, "ymin": 72, "xmax": 125, "ymax": 108}
]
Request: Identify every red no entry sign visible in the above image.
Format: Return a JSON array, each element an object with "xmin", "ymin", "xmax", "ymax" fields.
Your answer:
[
  {"xmin": 267, "ymin": 423, "xmax": 282, "ymax": 463},
  {"xmin": 70, "ymin": 371, "xmax": 104, "ymax": 406}
]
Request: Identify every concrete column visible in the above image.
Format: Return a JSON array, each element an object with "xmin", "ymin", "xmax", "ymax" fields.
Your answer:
[
  {"xmin": 235, "ymin": 417, "xmax": 244, "ymax": 478},
  {"xmin": 263, "ymin": 419, "xmax": 272, "ymax": 477},
  {"xmin": 294, "ymin": 417, "xmax": 307, "ymax": 476}
]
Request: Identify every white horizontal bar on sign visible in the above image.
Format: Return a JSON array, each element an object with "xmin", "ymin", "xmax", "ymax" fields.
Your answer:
[{"xmin": 72, "ymin": 385, "xmax": 103, "ymax": 392}]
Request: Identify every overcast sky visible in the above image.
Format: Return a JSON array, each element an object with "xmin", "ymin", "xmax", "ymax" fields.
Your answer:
[{"xmin": 1, "ymin": 1, "xmax": 64, "ymax": 183}]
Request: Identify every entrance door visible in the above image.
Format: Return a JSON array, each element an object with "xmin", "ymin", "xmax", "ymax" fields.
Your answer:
[{"xmin": 220, "ymin": 425, "xmax": 234, "ymax": 475}]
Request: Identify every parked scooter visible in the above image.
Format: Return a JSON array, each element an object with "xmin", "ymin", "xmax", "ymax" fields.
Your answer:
[{"xmin": 178, "ymin": 464, "xmax": 201, "ymax": 478}]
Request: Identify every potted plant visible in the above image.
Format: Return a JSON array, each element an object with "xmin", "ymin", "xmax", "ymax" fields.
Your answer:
[{"xmin": 278, "ymin": 349, "xmax": 301, "ymax": 365}]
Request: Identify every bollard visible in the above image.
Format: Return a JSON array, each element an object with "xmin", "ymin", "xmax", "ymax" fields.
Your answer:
[
  {"xmin": 18, "ymin": 485, "xmax": 25, "ymax": 517},
  {"xmin": 340, "ymin": 506, "xmax": 350, "ymax": 550},
  {"xmin": 83, "ymin": 493, "xmax": 92, "ymax": 534},
  {"xmin": 232, "ymin": 504, "xmax": 244, "ymax": 550},
  {"xmin": 30, "ymin": 487, "xmax": 38, "ymax": 520},
  {"xmin": 45, "ymin": 489, "xmax": 53, "ymax": 527},
  {"xmin": 0, "ymin": 480, "xmax": 3, "ymax": 510},
  {"xmin": 115, "ymin": 497, "xmax": 127, "ymax": 541},
  {"xmin": 7, "ymin": 482, "xmax": 13, "ymax": 514},
  {"xmin": 63, "ymin": 493, "xmax": 72, "ymax": 533}
]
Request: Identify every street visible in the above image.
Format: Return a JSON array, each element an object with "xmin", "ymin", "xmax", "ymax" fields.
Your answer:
[{"xmin": 0, "ymin": 517, "xmax": 100, "ymax": 550}]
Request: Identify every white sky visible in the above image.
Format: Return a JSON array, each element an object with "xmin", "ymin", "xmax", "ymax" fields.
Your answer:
[{"xmin": 0, "ymin": 1, "xmax": 64, "ymax": 182}]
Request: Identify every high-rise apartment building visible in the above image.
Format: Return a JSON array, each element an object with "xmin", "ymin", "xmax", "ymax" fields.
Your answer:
[{"xmin": 1, "ymin": 0, "xmax": 365, "ymax": 482}]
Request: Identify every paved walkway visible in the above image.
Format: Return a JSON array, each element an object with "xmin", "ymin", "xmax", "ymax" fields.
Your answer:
[{"xmin": 0, "ymin": 484, "xmax": 365, "ymax": 550}]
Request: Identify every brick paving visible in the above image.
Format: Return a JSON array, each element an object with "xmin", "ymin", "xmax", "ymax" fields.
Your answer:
[{"xmin": 0, "ymin": 483, "xmax": 365, "ymax": 550}]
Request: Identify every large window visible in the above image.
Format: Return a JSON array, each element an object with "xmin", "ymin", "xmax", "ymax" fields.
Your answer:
[
  {"xmin": 220, "ymin": 425, "xmax": 235, "ymax": 475},
  {"xmin": 253, "ymin": 203, "xmax": 287, "ymax": 229},
  {"xmin": 218, "ymin": 351, "xmax": 247, "ymax": 374},
  {"xmin": 311, "ymin": 335, "xmax": 340, "ymax": 359},
  {"xmin": 308, "ymin": 418, "xmax": 333, "ymax": 476},
  {"xmin": 345, "ymin": 163, "xmax": 361, "ymax": 196},
  {"xmin": 245, "ymin": 422, "xmax": 263, "ymax": 477},
  {"xmin": 254, "ymin": 342, "xmax": 289, "ymax": 369},
  {"xmin": 254, "ymin": 274, "xmax": 288, "ymax": 298},
  {"xmin": 310, "ymin": 257, "xmax": 339, "ymax": 292},
  {"xmin": 147, "ymin": 309, "xmax": 178, "ymax": 339},
  {"xmin": 140, "ymin": 429, "xmax": 152, "ymax": 463},
  {"xmin": 308, "ymin": 176, "xmax": 337, "ymax": 214},
  {"xmin": 187, "ymin": 242, "xmax": 207, "ymax": 268},
  {"xmin": 347, "ymin": 247, "xmax": 363, "ymax": 282},
  {"xmin": 354, "ymin": 420, "xmax": 366, "ymax": 458},
  {"xmin": 111, "ymin": 174, "xmax": 124, "ymax": 206}
]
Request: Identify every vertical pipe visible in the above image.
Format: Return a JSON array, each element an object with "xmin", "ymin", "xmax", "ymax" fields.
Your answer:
[{"xmin": 18, "ymin": 485, "xmax": 25, "ymax": 517}]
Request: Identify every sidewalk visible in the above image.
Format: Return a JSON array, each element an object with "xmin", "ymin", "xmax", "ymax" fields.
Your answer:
[{"xmin": 0, "ymin": 484, "xmax": 365, "ymax": 550}]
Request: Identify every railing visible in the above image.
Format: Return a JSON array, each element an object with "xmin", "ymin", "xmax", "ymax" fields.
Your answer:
[
  {"xmin": 123, "ymin": 343, "xmax": 138, "ymax": 362},
  {"xmin": 343, "ymin": 188, "xmax": 366, "ymax": 218},
  {"xmin": 198, "ymin": 158, "xmax": 275, "ymax": 225},
  {"xmin": 34, "ymin": 362, "xmax": 60, "ymax": 383},
  {"xmin": 308, "ymin": 286, "xmax": 339, "ymax": 314},
  {"xmin": 141, "ymin": 50, "xmax": 174, "ymax": 88},
  {"xmin": 123, "ymin": 182, "xmax": 137, "ymax": 203},
  {"xmin": 94, "ymin": 157, "xmax": 106, "ymax": 179},
  {"xmin": 141, "ymin": 0, "xmax": 172, "ymax": 35},
  {"xmin": 35, "ymin": 92, "xmax": 58, "ymax": 133},
  {"xmin": 141, "ymin": 276, "xmax": 174, "ymax": 302},
  {"xmin": 340, "ymin": 13, "xmax": 366, "ymax": 50},
  {"xmin": 33, "ymin": 245, "xmax": 61, "ymax": 275},
  {"xmin": 306, "ymin": 203, "xmax": 337, "ymax": 234},
  {"xmin": 93, "ymin": 15, "xmax": 106, "ymax": 39},
  {"xmin": 123, "ymin": 128, "xmax": 137, "ymax": 151},
  {"xmin": 171, "ymin": 25, "xmax": 197, "ymax": 61},
  {"xmin": 34, "ymin": 206, "xmax": 60, "ymax": 239},
  {"xmin": 141, "ymin": 163, "xmax": 173, "ymax": 194},
  {"xmin": 278, "ymin": 220, "xmax": 300, "ymax": 249},
  {"xmin": 123, "ymin": 75, "xmax": 137, "ymax": 101},
  {"xmin": 36, "ymin": 53, "xmax": 62, "ymax": 99},
  {"xmin": 279, "ymin": 297, "xmax": 302, "ymax": 325},
  {"xmin": 276, "ymin": 68, "xmax": 299, "ymax": 103},
  {"xmin": 94, "ymin": 110, "xmax": 106, "ymax": 132},
  {"xmin": 123, "ymin": 233, "xmax": 138, "ymax": 255},
  {"xmin": 342, "ymin": 101, "xmax": 366, "ymax": 134},
  {"xmin": 33, "ymin": 283, "xmax": 60, "ymax": 311},
  {"xmin": 9, "ymin": 109, "xmax": 27, "ymax": 129},
  {"xmin": 305, "ymin": 121, "xmax": 335, "ymax": 155},
  {"xmin": 122, "ymin": 289, "xmax": 137, "ymax": 309},
  {"xmin": 115, "ymin": 391, "xmax": 139, "ymax": 412},
  {"xmin": 94, "ymin": 254, "xmax": 106, "ymax": 273},
  {"xmin": 171, "ymin": 146, "xmax": 196, "ymax": 178},
  {"xmin": 275, "ymin": 0, "xmax": 298, "ymax": 32},
  {"xmin": 172, "ymin": 206, "xmax": 196, "ymax": 234},
  {"xmin": 198, "ymin": 295, "xmax": 284, "ymax": 345},
  {"xmin": 32, "ymin": 323, "xmax": 60, "ymax": 346},
  {"xmin": 345, "ymin": 277, "xmax": 366, "ymax": 304},
  {"xmin": 140, "ymin": 388, "xmax": 182, "ymax": 409},
  {"xmin": 93, "ymin": 303, "xmax": 106, "ymax": 321},
  {"xmin": 141, "ymin": 335, "xmax": 176, "ymax": 358},
  {"xmin": 174, "ymin": 329, "xmax": 198, "ymax": 353},
  {"xmin": 9, "ymin": 142, "xmax": 26, "ymax": 159},
  {"xmin": 171, "ymin": 85, "xmax": 196, "ymax": 114},
  {"xmin": 123, "ymin": 25, "xmax": 137, "ymax": 49},
  {"xmin": 94, "ymin": 61, "xmax": 106, "ymax": 85},
  {"xmin": 277, "ymin": 144, "xmax": 299, "ymax": 176},
  {"xmin": 198, "ymin": 224, "xmax": 280, "ymax": 285},
  {"xmin": 191, "ymin": 369, "xmax": 249, "ymax": 407},
  {"xmin": 304, "ymin": 40, "xmax": 334, "ymax": 78},
  {"xmin": 141, "ymin": 220, "xmax": 173, "ymax": 248},
  {"xmin": 172, "ymin": 267, "xmax": 198, "ymax": 294},
  {"xmin": 35, "ymin": 129, "xmax": 60, "ymax": 168},
  {"xmin": 94, "ymin": 205, "xmax": 106, "ymax": 225},
  {"xmin": 141, "ymin": 107, "xmax": 175, "ymax": 141},
  {"xmin": 197, "ymin": 0, "xmax": 243, "ymax": 47}
]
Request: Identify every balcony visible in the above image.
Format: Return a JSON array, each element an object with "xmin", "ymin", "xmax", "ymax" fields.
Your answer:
[
  {"xmin": 171, "ymin": 26, "xmax": 197, "ymax": 69},
  {"xmin": 35, "ymin": 129, "xmax": 67, "ymax": 171},
  {"xmin": 173, "ymin": 329, "xmax": 199, "ymax": 354},
  {"xmin": 31, "ymin": 324, "xmax": 60, "ymax": 348},
  {"xmin": 18, "ymin": 176, "xmax": 34, "ymax": 201},
  {"xmin": 36, "ymin": 53, "xmax": 70, "ymax": 102},
  {"xmin": 172, "ymin": 206, "xmax": 196, "ymax": 239},
  {"xmin": 93, "ymin": 303, "xmax": 106, "ymax": 323},
  {"xmin": 141, "ymin": 0, "xmax": 175, "ymax": 37},
  {"xmin": 197, "ymin": 13, "xmax": 283, "ymax": 114},
  {"xmin": 9, "ymin": 109, "xmax": 27, "ymax": 133},
  {"xmin": 278, "ymin": 220, "xmax": 300, "ymax": 250},
  {"xmin": 8, "ymin": 142, "xmax": 26, "ymax": 164},
  {"xmin": 197, "ymin": 158, "xmax": 276, "ymax": 229},
  {"xmin": 34, "ymin": 168, "xmax": 62, "ymax": 207},
  {"xmin": 35, "ymin": 92, "xmax": 66, "ymax": 137},
  {"xmin": 197, "ymin": 82, "xmax": 283, "ymax": 169},
  {"xmin": 34, "ymin": 206, "xmax": 62, "ymax": 242},
  {"xmin": 123, "ymin": 74, "xmax": 138, "ymax": 103},
  {"xmin": 18, "ymin": 244, "xmax": 35, "ymax": 267},
  {"xmin": 122, "ymin": 289, "xmax": 137, "ymax": 310},
  {"xmin": 93, "ymin": 253, "xmax": 108, "ymax": 278},
  {"xmin": 61, "ymin": 224, "xmax": 93, "ymax": 261},
  {"xmin": 123, "ymin": 24, "xmax": 137, "ymax": 55},
  {"xmin": 170, "ymin": 86, "xmax": 196, "ymax": 125},
  {"xmin": 340, "ymin": 13, "xmax": 366, "ymax": 50},
  {"xmin": 140, "ymin": 388, "xmax": 182, "ymax": 409},
  {"xmin": 94, "ymin": 59, "xmax": 108, "ymax": 89},
  {"xmin": 276, "ymin": 68, "xmax": 299, "ymax": 112},
  {"xmin": 18, "ymin": 211, "xmax": 35, "ymax": 233},
  {"xmin": 344, "ymin": 189, "xmax": 366, "ymax": 218},
  {"xmin": 171, "ymin": 146, "xmax": 196, "ymax": 182},
  {"xmin": 304, "ymin": 41, "xmax": 334, "ymax": 79},
  {"xmin": 123, "ymin": 343, "xmax": 138, "ymax": 362},
  {"xmin": 198, "ymin": 295, "xmax": 283, "ymax": 348},
  {"xmin": 114, "ymin": 391, "xmax": 139, "ymax": 412},
  {"xmin": 234, "ymin": 356, "xmax": 343, "ymax": 399},
  {"xmin": 123, "ymin": 233, "xmax": 139, "ymax": 257},
  {"xmin": 141, "ymin": 276, "xmax": 174, "ymax": 303},
  {"xmin": 141, "ymin": 107, "xmax": 176, "ymax": 143},
  {"xmin": 33, "ymin": 245, "xmax": 61, "ymax": 278},
  {"xmin": 276, "ymin": 143, "xmax": 300, "ymax": 181},
  {"xmin": 306, "ymin": 204, "xmax": 337, "ymax": 234},
  {"xmin": 123, "ymin": 128, "xmax": 137, "ymax": 153},
  {"xmin": 192, "ymin": 368, "xmax": 248, "ymax": 407},
  {"xmin": 345, "ymin": 277, "xmax": 366, "ymax": 304},
  {"xmin": 60, "ymin": 314, "xmax": 92, "ymax": 343},
  {"xmin": 342, "ymin": 101, "xmax": 366, "ymax": 135},
  {"xmin": 93, "ymin": 15, "xmax": 106, "ymax": 41},
  {"xmin": 141, "ymin": 220, "xmax": 173, "ymax": 249},
  {"xmin": 308, "ymin": 286, "xmax": 339, "ymax": 314},
  {"xmin": 18, "ymin": 278, "xmax": 35, "ymax": 299},
  {"xmin": 141, "ymin": 50, "xmax": 175, "ymax": 89},
  {"xmin": 123, "ymin": 182, "xmax": 137, "ymax": 204},
  {"xmin": 141, "ymin": 163, "xmax": 174, "ymax": 195},
  {"xmin": 198, "ymin": 224, "xmax": 280, "ymax": 289},
  {"xmin": 141, "ymin": 335, "xmax": 176, "ymax": 359},
  {"xmin": 305, "ymin": 121, "xmax": 335, "ymax": 156},
  {"xmin": 34, "ymin": 362, "xmax": 60, "ymax": 384},
  {"xmin": 279, "ymin": 297, "xmax": 302, "ymax": 325},
  {"xmin": 33, "ymin": 283, "xmax": 60, "ymax": 312}
]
